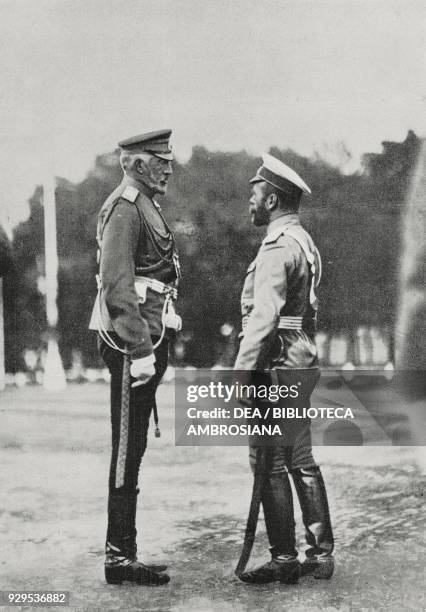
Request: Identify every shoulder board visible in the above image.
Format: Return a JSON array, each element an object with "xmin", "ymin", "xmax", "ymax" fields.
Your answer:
[
  {"xmin": 262, "ymin": 226, "xmax": 316, "ymax": 265},
  {"xmin": 262, "ymin": 228, "xmax": 286, "ymax": 245},
  {"xmin": 121, "ymin": 185, "xmax": 139, "ymax": 203},
  {"xmin": 263, "ymin": 226, "xmax": 312, "ymax": 248}
]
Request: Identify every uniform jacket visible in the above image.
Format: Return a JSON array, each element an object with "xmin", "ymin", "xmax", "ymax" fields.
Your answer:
[
  {"xmin": 234, "ymin": 213, "xmax": 319, "ymax": 371},
  {"xmin": 89, "ymin": 176, "xmax": 179, "ymax": 359}
]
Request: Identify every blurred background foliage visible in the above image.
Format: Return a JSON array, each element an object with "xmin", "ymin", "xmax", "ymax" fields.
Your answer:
[{"xmin": 2, "ymin": 130, "xmax": 421, "ymax": 371}]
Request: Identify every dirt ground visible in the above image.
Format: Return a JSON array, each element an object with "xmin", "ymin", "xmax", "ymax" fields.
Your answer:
[{"xmin": 0, "ymin": 382, "xmax": 425, "ymax": 612}]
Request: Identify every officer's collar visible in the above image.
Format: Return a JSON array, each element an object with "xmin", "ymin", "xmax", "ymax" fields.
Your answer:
[
  {"xmin": 122, "ymin": 175, "xmax": 155, "ymax": 199},
  {"xmin": 266, "ymin": 212, "xmax": 300, "ymax": 235}
]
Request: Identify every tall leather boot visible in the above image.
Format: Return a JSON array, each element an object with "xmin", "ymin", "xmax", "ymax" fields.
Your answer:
[
  {"xmin": 105, "ymin": 489, "xmax": 169, "ymax": 585},
  {"xmin": 292, "ymin": 466, "xmax": 334, "ymax": 579},
  {"xmin": 240, "ymin": 471, "xmax": 300, "ymax": 584}
]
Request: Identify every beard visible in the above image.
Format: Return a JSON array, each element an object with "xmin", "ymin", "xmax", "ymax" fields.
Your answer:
[
  {"xmin": 137, "ymin": 170, "xmax": 168, "ymax": 195},
  {"xmin": 251, "ymin": 203, "xmax": 270, "ymax": 226}
]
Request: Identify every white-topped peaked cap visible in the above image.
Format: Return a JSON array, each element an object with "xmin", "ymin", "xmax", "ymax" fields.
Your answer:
[{"xmin": 250, "ymin": 153, "xmax": 311, "ymax": 196}]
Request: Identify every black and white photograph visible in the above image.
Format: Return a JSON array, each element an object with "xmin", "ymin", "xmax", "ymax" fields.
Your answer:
[{"xmin": 0, "ymin": 1, "xmax": 425, "ymax": 611}]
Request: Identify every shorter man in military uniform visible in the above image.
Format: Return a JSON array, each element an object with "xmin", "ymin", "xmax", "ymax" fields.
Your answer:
[
  {"xmin": 234, "ymin": 153, "xmax": 334, "ymax": 584},
  {"xmin": 89, "ymin": 130, "xmax": 181, "ymax": 586}
]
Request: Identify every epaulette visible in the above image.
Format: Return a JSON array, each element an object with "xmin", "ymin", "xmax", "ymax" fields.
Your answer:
[
  {"xmin": 262, "ymin": 227, "xmax": 286, "ymax": 245},
  {"xmin": 121, "ymin": 185, "xmax": 139, "ymax": 203}
]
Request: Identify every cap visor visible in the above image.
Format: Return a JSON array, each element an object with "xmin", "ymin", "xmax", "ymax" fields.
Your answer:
[
  {"xmin": 154, "ymin": 152, "xmax": 174, "ymax": 161},
  {"xmin": 249, "ymin": 175, "xmax": 263, "ymax": 184}
]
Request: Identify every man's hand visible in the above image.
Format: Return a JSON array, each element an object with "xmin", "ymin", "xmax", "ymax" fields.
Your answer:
[{"xmin": 130, "ymin": 355, "xmax": 156, "ymax": 387}]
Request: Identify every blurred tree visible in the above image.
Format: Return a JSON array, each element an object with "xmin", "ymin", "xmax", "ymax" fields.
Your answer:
[
  {"xmin": 3, "ymin": 187, "xmax": 46, "ymax": 371},
  {"xmin": 0, "ymin": 224, "xmax": 13, "ymax": 277}
]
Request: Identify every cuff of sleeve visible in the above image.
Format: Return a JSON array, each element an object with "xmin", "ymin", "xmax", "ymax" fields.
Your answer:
[{"xmin": 130, "ymin": 352, "xmax": 156, "ymax": 366}]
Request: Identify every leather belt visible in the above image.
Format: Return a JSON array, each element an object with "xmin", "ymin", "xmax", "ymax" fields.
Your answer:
[
  {"xmin": 242, "ymin": 314, "xmax": 316, "ymax": 333},
  {"xmin": 134, "ymin": 276, "xmax": 177, "ymax": 303}
]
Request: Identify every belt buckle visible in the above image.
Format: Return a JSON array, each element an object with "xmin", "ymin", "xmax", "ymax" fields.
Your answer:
[{"xmin": 165, "ymin": 285, "xmax": 177, "ymax": 300}]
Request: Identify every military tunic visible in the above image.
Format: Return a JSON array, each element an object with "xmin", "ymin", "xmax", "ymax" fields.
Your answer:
[
  {"xmin": 235, "ymin": 213, "xmax": 319, "ymax": 372},
  {"xmin": 89, "ymin": 176, "xmax": 179, "ymax": 357}
]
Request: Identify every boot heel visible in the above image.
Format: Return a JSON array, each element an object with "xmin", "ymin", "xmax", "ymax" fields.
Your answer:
[{"xmin": 105, "ymin": 565, "xmax": 124, "ymax": 584}]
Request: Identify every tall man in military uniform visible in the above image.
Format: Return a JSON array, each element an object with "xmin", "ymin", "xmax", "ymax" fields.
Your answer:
[
  {"xmin": 234, "ymin": 153, "xmax": 334, "ymax": 584},
  {"xmin": 89, "ymin": 130, "xmax": 181, "ymax": 586}
]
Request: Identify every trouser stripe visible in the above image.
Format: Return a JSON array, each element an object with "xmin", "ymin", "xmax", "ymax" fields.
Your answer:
[{"xmin": 115, "ymin": 354, "xmax": 131, "ymax": 488}]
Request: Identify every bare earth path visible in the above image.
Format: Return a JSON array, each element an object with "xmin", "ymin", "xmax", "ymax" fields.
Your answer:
[{"xmin": 0, "ymin": 383, "xmax": 424, "ymax": 611}]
